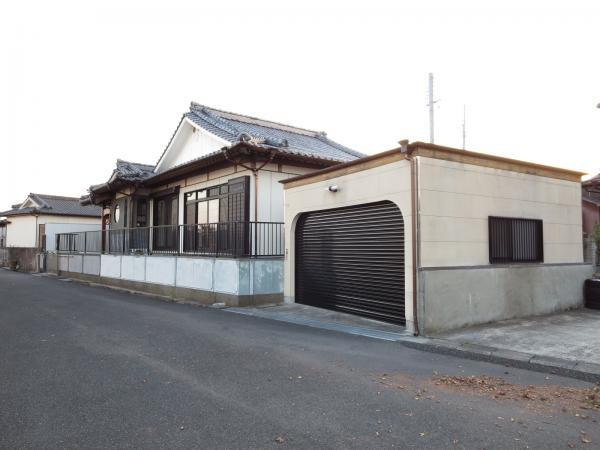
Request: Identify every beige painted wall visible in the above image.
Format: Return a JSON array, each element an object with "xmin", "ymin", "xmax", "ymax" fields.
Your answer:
[
  {"xmin": 5, "ymin": 216, "xmax": 38, "ymax": 247},
  {"xmin": 5, "ymin": 214, "xmax": 101, "ymax": 248},
  {"xmin": 283, "ymin": 159, "xmax": 414, "ymax": 331},
  {"xmin": 37, "ymin": 215, "xmax": 102, "ymax": 226},
  {"xmin": 418, "ymin": 156, "xmax": 583, "ymax": 267}
]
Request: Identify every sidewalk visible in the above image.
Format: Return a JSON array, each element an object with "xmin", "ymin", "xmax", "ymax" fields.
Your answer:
[
  {"xmin": 408, "ymin": 309, "xmax": 600, "ymax": 383},
  {"xmin": 226, "ymin": 304, "xmax": 600, "ymax": 383}
]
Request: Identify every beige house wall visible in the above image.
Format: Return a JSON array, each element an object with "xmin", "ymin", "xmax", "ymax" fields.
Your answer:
[
  {"xmin": 283, "ymin": 159, "xmax": 414, "ymax": 331},
  {"xmin": 417, "ymin": 156, "xmax": 583, "ymax": 267},
  {"xmin": 6, "ymin": 214, "xmax": 101, "ymax": 248},
  {"xmin": 5, "ymin": 216, "xmax": 38, "ymax": 247}
]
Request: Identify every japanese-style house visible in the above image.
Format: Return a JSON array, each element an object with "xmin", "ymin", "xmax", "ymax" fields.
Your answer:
[{"xmin": 60, "ymin": 103, "xmax": 361, "ymax": 305}]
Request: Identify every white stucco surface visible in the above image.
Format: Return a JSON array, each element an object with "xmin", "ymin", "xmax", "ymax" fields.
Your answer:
[{"xmin": 156, "ymin": 120, "xmax": 227, "ymax": 173}]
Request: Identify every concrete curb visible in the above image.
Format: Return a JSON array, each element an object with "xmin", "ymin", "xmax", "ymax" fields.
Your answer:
[{"xmin": 400, "ymin": 337, "xmax": 600, "ymax": 383}]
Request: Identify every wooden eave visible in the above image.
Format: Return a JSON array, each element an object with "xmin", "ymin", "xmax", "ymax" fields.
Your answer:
[{"xmin": 144, "ymin": 143, "xmax": 341, "ymax": 187}]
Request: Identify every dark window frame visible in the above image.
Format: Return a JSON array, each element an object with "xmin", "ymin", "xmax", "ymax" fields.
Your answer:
[
  {"xmin": 488, "ymin": 216, "xmax": 544, "ymax": 264},
  {"xmin": 184, "ymin": 176, "xmax": 250, "ymax": 225}
]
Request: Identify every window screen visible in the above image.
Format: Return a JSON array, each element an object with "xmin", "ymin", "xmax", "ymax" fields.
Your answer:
[{"xmin": 488, "ymin": 216, "xmax": 543, "ymax": 263}]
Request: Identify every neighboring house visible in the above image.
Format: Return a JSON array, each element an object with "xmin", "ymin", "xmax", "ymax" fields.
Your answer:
[
  {"xmin": 282, "ymin": 142, "xmax": 592, "ymax": 334},
  {"xmin": 582, "ymin": 173, "xmax": 600, "ymax": 237},
  {"xmin": 0, "ymin": 193, "xmax": 101, "ymax": 271},
  {"xmin": 59, "ymin": 103, "xmax": 361, "ymax": 304},
  {"xmin": 0, "ymin": 219, "xmax": 8, "ymax": 267}
]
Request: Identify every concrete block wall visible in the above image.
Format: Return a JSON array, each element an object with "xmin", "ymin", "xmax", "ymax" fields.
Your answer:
[
  {"xmin": 59, "ymin": 253, "xmax": 284, "ymax": 306},
  {"xmin": 419, "ymin": 263, "xmax": 594, "ymax": 334}
]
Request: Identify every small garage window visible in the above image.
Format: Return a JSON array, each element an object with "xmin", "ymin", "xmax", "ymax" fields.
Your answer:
[{"xmin": 489, "ymin": 216, "xmax": 543, "ymax": 263}]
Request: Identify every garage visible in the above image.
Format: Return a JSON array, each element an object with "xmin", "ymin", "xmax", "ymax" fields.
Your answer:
[{"xmin": 295, "ymin": 201, "xmax": 405, "ymax": 325}]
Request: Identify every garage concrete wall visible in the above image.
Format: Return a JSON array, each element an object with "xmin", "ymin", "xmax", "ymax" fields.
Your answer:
[
  {"xmin": 418, "ymin": 157, "xmax": 584, "ymax": 267},
  {"xmin": 283, "ymin": 158, "xmax": 414, "ymax": 330},
  {"xmin": 419, "ymin": 263, "xmax": 594, "ymax": 334},
  {"xmin": 57, "ymin": 253, "xmax": 283, "ymax": 305}
]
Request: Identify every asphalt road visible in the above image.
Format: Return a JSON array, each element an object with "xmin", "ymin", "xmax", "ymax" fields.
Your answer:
[{"xmin": 1, "ymin": 269, "xmax": 598, "ymax": 449}]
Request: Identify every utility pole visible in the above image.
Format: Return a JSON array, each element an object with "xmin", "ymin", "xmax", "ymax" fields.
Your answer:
[
  {"xmin": 462, "ymin": 104, "xmax": 466, "ymax": 150},
  {"xmin": 427, "ymin": 73, "xmax": 439, "ymax": 143}
]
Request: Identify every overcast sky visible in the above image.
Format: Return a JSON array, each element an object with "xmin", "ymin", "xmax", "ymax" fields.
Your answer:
[{"xmin": 1, "ymin": 0, "xmax": 599, "ymax": 210}]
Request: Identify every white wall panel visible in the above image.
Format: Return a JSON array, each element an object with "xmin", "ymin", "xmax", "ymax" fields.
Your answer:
[
  {"xmin": 213, "ymin": 259, "xmax": 239, "ymax": 294},
  {"xmin": 100, "ymin": 255, "xmax": 121, "ymax": 278},
  {"xmin": 145, "ymin": 256, "xmax": 176, "ymax": 286},
  {"xmin": 176, "ymin": 257, "xmax": 213, "ymax": 290},
  {"xmin": 120, "ymin": 255, "xmax": 146, "ymax": 282}
]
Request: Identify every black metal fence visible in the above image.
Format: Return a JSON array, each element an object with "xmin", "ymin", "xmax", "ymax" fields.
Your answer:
[{"xmin": 56, "ymin": 222, "xmax": 284, "ymax": 258}]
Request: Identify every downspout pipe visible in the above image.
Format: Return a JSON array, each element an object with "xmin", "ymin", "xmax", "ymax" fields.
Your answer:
[{"xmin": 400, "ymin": 140, "xmax": 420, "ymax": 336}]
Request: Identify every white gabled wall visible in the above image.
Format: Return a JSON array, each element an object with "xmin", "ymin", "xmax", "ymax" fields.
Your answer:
[{"xmin": 155, "ymin": 120, "xmax": 229, "ymax": 173}]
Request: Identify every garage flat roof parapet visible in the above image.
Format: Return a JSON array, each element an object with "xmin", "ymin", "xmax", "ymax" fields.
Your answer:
[{"xmin": 281, "ymin": 142, "xmax": 586, "ymax": 189}]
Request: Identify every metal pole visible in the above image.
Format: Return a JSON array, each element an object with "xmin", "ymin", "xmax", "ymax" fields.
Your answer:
[
  {"xmin": 428, "ymin": 73, "xmax": 434, "ymax": 143},
  {"xmin": 462, "ymin": 104, "xmax": 466, "ymax": 150}
]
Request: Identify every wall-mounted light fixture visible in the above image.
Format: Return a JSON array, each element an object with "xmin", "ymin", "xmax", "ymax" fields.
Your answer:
[{"xmin": 328, "ymin": 185, "xmax": 339, "ymax": 192}]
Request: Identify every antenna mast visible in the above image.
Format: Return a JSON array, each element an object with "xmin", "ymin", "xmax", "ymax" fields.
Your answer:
[
  {"xmin": 462, "ymin": 104, "xmax": 466, "ymax": 149},
  {"xmin": 427, "ymin": 73, "xmax": 439, "ymax": 143}
]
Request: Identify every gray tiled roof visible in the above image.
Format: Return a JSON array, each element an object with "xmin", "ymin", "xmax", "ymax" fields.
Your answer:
[
  {"xmin": 89, "ymin": 104, "xmax": 364, "ymax": 197},
  {"xmin": 0, "ymin": 194, "xmax": 101, "ymax": 218},
  {"xmin": 183, "ymin": 103, "xmax": 364, "ymax": 163},
  {"xmin": 114, "ymin": 160, "xmax": 155, "ymax": 182}
]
